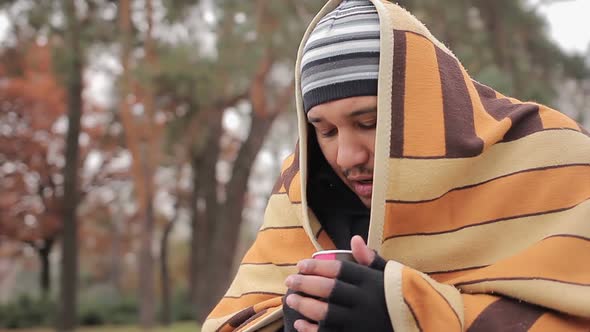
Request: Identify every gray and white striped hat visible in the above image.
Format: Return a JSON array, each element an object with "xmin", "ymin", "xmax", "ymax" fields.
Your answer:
[{"xmin": 301, "ymin": 0, "xmax": 380, "ymax": 113}]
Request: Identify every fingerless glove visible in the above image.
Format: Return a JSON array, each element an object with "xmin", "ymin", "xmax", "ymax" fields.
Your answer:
[{"xmin": 319, "ymin": 255, "xmax": 393, "ymax": 332}]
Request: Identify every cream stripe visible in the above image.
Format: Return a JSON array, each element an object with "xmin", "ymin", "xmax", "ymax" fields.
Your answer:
[
  {"xmin": 225, "ymin": 264, "xmax": 295, "ymax": 298},
  {"xmin": 388, "ymin": 130, "xmax": 590, "ymax": 201},
  {"xmin": 259, "ymin": 195, "xmax": 302, "ymax": 230},
  {"xmin": 202, "ymin": 313, "xmax": 234, "ymax": 332},
  {"xmin": 367, "ymin": 0, "xmax": 394, "ymax": 252},
  {"xmin": 382, "ymin": 198, "xmax": 590, "ymax": 272},
  {"xmin": 384, "ymin": 261, "xmax": 420, "ymax": 332},
  {"xmin": 460, "ymin": 279, "xmax": 590, "ymax": 318}
]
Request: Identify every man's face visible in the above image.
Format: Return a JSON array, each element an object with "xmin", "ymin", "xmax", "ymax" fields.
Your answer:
[{"xmin": 307, "ymin": 96, "xmax": 377, "ymax": 208}]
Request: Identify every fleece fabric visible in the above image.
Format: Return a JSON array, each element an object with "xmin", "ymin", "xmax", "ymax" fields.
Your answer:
[{"xmin": 203, "ymin": 1, "xmax": 590, "ymax": 331}]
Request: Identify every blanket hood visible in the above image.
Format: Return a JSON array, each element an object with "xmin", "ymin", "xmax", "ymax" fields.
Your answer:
[{"xmin": 292, "ymin": 0, "xmax": 590, "ymax": 269}]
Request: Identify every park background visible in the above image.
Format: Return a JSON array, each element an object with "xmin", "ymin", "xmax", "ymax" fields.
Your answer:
[{"xmin": 0, "ymin": 0, "xmax": 588, "ymax": 331}]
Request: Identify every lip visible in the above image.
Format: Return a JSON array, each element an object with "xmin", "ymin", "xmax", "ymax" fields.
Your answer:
[
  {"xmin": 350, "ymin": 179, "xmax": 373, "ymax": 197},
  {"xmin": 347, "ymin": 176, "xmax": 373, "ymax": 182}
]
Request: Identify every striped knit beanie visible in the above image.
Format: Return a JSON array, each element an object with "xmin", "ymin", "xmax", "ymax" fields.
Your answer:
[{"xmin": 301, "ymin": 0, "xmax": 380, "ymax": 113}]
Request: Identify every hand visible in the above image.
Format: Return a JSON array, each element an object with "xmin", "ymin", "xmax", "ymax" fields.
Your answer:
[{"xmin": 284, "ymin": 236, "xmax": 392, "ymax": 332}]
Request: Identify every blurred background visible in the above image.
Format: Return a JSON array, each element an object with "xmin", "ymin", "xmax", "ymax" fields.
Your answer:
[{"xmin": 0, "ymin": 0, "xmax": 588, "ymax": 331}]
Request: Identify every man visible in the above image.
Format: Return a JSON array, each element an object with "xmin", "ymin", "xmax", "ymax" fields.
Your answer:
[{"xmin": 203, "ymin": 0, "xmax": 590, "ymax": 331}]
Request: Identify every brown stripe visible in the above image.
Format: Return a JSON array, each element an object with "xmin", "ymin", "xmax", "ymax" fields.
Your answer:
[
  {"xmin": 236, "ymin": 308, "xmax": 268, "ymax": 331},
  {"xmin": 502, "ymin": 103, "xmax": 543, "ymax": 142},
  {"xmin": 456, "ymin": 277, "xmax": 590, "ymax": 288},
  {"xmin": 544, "ymin": 234, "xmax": 590, "ymax": 242},
  {"xmin": 271, "ymin": 173, "xmax": 284, "ymax": 194},
  {"xmin": 467, "ymin": 298, "xmax": 544, "ymax": 332},
  {"xmin": 390, "ymin": 30, "xmax": 407, "ymax": 157},
  {"xmin": 259, "ymin": 226, "xmax": 304, "ymax": 232},
  {"xmin": 474, "ymin": 83, "xmax": 544, "ymax": 142},
  {"xmin": 283, "ymin": 143, "xmax": 300, "ymax": 194},
  {"xmin": 429, "ymin": 264, "xmax": 490, "ymax": 276},
  {"xmin": 403, "ymin": 298, "xmax": 424, "ymax": 332},
  {"xmin": 226, "ymin": 306, "xmax": 256, "ymax": 328},
  {"xmin": 240, "ymin": 262, "xmax": 297, "ymax": 267},
  {"xmin": 435, "ymin": 46, "xmax": 483, "ymax": 158}
]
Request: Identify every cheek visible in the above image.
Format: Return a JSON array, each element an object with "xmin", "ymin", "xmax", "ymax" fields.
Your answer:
[{"xmin": 317, "ymin": 140, "xmax": 340, "ymax": 171}]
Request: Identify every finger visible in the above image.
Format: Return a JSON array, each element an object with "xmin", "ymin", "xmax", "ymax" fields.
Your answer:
[
  {"xmin": 286, "ymin": 293, "xmax": 329, "ymax": 322},
  {"xmin": 294, "ymin": 319, "xmax": 319, "ymax": 332},
  {"xmin": 350, "ymin": 235, "xmax": 375, "ymax": 266},
  {"xmin": 298, "ymin": 259, "xmax": 341, "ymax": 278},
  {"xmin": 285, "ymin": 274, "xmax": 336, "ymax": 299}
]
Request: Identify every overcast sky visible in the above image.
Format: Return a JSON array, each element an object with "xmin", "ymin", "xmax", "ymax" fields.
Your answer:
[
  {"xmin": 0, "ymin": 2, "xmax": 588, "ymax": 54},
  {"xmin": 535, "ymin": 0, "xmax": 590, "ymax": 54}
]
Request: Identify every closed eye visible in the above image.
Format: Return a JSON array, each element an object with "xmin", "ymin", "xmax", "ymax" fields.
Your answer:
[
  {"xmin": 319, "ymin": 128, "xmax": 337, "ymax": 138},
  {"xmin": 358, "ymin": 121, "xmax": 376, "ymax": 130}
]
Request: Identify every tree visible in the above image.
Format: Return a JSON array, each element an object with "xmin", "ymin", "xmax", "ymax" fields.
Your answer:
[
  {"xmin": 152, "ymin": 1, "xmax": 325, "ymax": 319},
  {"xmin": 0, "ymin": 43, "xmax": 68, "ymax": 299},
  {"xmin": 59, "ymin": 0, "xmax": 83, "ymax": 329}
]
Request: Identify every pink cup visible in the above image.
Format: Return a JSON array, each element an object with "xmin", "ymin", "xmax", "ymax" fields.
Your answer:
[{"xmin": 312, "ymin": 250, "xmax": 356, "ymax": 263}]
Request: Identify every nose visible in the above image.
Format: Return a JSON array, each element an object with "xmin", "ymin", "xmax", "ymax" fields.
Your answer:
[{"xmin": 336, "ymin": 132, "xmax": 370, "ymax": 170}]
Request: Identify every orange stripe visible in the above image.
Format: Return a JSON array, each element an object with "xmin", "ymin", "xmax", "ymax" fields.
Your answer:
[
  {"xmin": 219, "ymin": 324, "xmax": 234, "ymax": 332},
  {"xmin": 209, "ymin": 294, "xmax": 279, "ymax": 319},
  {"xmin": 461, "ymin": 70, "xmax": 510, "ymax": 149},
  {"xmin": 402, "ymin": 267, "xmax": 462, "ymax": 331},
  {"xmin": 451, "ymin": 236, "xmax": 590, "ymax": 285},
  {"xmin": 253, "ymin": 297, "xmax": 282, "ymax": 313},
  {"xmin": 538, "ymin": 104, "xmax": 581, "ymax": 131},
  {"xmin": 317, "ymin": 230, "xmax": 336, "ymax": 250},
  {"xmin": 242, "ymin": 228, "xmax": 315, "ymax": 265},
  {"xmin": 462, "ymin": 294, "xmax": 501, "ymax": 330},
  {"xmin": 403, "ymin": 32, "xmax": 446, "ymax": 157},
  {"xmin": 287, "ymin": 172, "xmax": 302, "ymax": 203},
  {"xmin": 281, "ymin": 154, "xmax": 295, "ymax": 173},
  {"xmin": 385, "ymin": 165, "xmax": 590, "ymax": 238},
  {"xmin": 529, "ymin": 312, "xmax": 590, "ymax": 332}
]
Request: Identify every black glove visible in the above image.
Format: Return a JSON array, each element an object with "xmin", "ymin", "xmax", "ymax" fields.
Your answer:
[
  {"xmin": 318, "ymin": 255, "xmax": 393, "ymax": 332},
  {"xmin": 283, "ymin": 288, "xmax": 319, "ymax": 332}
]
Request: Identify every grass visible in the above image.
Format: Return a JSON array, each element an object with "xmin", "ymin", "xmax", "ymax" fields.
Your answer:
[{"xmin": 0, "ymin": 322, "xmax": 200, "ymax": 332}]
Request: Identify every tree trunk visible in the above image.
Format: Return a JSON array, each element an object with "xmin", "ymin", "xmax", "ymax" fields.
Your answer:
[
  {"xmin": 209, "ymin": 113, "xmax": 276, "ymax": 306},
  {"xmin": 138, "ymin": 0, "xmax": 158, "ymax": 327},
  {"xmin": 59, "ymin": 0, "xmax": 83, "ymax": 330},
  {"xmin": 189, "ymin": 151, "xmax": 210, "ymax": 322},
  {"xmin": 110, "ymin": 214, "xmax": 123, "ymax": 295},
  {"xmin": 38, "ymin": 238, "xmax": 54, "ymax": 299},
  {"xmin": 138, "ymin": 164, "xmax": 156, "ymax": 329},
  {"xmin": 160, "ymin": 214, "xmax": 177, "ymax": 326},
  {"xmin": 200, "ymin": 111, "xmax": 223, "ymax": 318}
]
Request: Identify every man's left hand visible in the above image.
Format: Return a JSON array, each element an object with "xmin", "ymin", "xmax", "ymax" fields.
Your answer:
[{"xmin": 284, "ymin": 236, "xmax": 392, "ymax": 332}]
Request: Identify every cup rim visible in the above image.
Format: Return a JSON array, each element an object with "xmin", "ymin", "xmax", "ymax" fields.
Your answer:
[{"xmin": 312, "ymin": 250, "xmax": 353, "ymax": 258}]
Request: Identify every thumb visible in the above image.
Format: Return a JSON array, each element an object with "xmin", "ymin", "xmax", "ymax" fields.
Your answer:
[{"xmin": 351, "ymin": 235, "xmax": 375, "ymax": 266}]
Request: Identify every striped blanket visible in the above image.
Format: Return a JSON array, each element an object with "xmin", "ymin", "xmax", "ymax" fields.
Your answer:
[{"xmin": 203, "ymin": 1, "xmax": 590, "ymax": 331}]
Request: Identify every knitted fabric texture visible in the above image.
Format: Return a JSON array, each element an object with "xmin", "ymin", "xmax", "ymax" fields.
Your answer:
[{"xmin": 301, "ymin": 0, "xmax": 380, "ymax": 113}]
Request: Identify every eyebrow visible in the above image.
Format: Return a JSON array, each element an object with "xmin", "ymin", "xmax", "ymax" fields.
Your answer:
[{"xmin": 308, "ymin": 107, "xmax": 377, "ymax": 123}]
